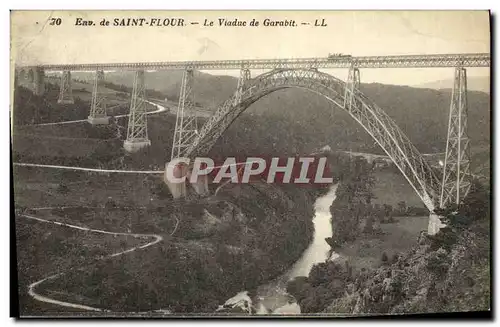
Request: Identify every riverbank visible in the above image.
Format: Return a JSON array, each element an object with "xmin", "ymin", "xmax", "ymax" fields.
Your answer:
[
  {"xmin": 286, "ymin": 171, "xmax": 491, "ymax": 315},
  {"xmin": 322, "ymin": 218, "xmax": 490, "ymax": 315},
  {"xmin": 246, "ymin": 185, "xmax": 339, "ymax": 314},
  {"xmin": 14, "ymin": 166, "xmax": 321, "ymax": 315},
  {"xmin": 218, "ymin": 170, "xmax": 429, "ymax": 314},
  {"xmin": 332, "ymin": 215, "xmax": 429, "ymax": 272},
  {"xmin": 324, "ymin": 167, "xmax": 430, "ymax": 272},
  {"xmin": 284, "ymin": 166, "xmax": 432, "ymax": 313}
]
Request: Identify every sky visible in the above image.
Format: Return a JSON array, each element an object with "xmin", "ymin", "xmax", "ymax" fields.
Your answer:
[{"xmin": 11, "ymin": 10, "xmax": 490, "ymax": 85}]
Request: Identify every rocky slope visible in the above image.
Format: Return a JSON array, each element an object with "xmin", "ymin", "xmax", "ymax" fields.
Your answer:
[
  {"xmin": 324, "ymin": 219, "xmax": 490, "ymax": 314},
  {"xmin": 286, "ymin": 183, "xmax": 491, "ymax": 315}
]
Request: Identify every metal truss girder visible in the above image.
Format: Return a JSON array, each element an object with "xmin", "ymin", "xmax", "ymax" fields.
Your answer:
[
  {"xmin": 344, "ymin": 66, "xmax": 361, "ymax": 111},
  {"xmin": 171, "ymin": 69, "xmax": 198, "ymax": 160},
  {"xmin": 57, "ymin": 70, "xmax": 74, "ymax": 104},
  {"xmin": 90, "ymin": 70, "xmax": 107, "ymax": 117},
  {"xmin": 126, "ymin": 70, "xmax": 149, "ymax": 141},
  {"xmin": 234, "ymin": 68, "xmax": 251, "ymax": 106},
  {"xmin": 23, "ymin": 53, "xmax": 490, "ymax": 71},
  {"xmin": 440, "ymin": 67, "xmax": 471, "ymax": 207},
  {"xmin": 183, "ymin": 68, "xmax": 441, "ymax": 212}
]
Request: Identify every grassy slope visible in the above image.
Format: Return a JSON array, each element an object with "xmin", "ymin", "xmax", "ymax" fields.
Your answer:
[
  {"xmin": 325, "ymin": 219, "xmax": 490, "ymax": 314},
  {"xmin": 13, "ymin": 162, "xmax": 317, "ymax": 314},
  {"xmin": 12, "ymin": 74, "xmax": 491, "ymax": 314},
  {"xmin": 44, "ymin": 76, "xmax": 125, "ymax": 103},
  {"xmin": 15, "ymin": 217, "xmax": 148, "ymax": 314},
  {"xmin": 332, "ymin": 168, "xmax": 429, "ymax": 271},
  {"xmin": 334, "ymin": 216, "xmax": 428, "ymax": 272},
  {"xmin": 289, "ymin": 167, "xmax": 490, "ymax": 314},
  {"xmin": 371, "ymin": 170, "xmax": 424, "ymax": 208}
]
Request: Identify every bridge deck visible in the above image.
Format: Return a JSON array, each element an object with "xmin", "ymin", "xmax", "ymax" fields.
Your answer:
[{"xmin": 18, "ymin": 53, "xmax": 490, "ymax": 71}]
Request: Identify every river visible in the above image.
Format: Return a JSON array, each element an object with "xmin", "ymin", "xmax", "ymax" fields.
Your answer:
[
  {"xmin": 220, "ymin": 184, "xmax": 339, "ymax": 314},
  {"xmin": 150, "ymin": 100, "xmax": 339, "ymax": 314}
]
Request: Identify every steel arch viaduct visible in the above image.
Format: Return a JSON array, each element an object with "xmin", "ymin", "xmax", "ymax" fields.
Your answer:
[
  {"xmin": 14, "ymin": 53, "xmax": 486, "ymax": 235},
  {"xmin": 179, "ymin": 68, "xmax": 442, "ymax": 213}
]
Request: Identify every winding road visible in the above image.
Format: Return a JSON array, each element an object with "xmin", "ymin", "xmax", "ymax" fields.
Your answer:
[
  {"xmin": 14, "ymin": 96, "xmax": 263, "ymax": 315},
  {"xmin": 14, "ymin": 162, "xmax": 164, "ymax": 174},
  {"xmin": 33, "ymin": 99, "xmax": 169, "ymax": 126},
  {"xmin": 14, "ymin": 99, "xmax": 172, "ymax": 174},
  {"xmin": 15, "ymin": 99, "xmax": 175, "ymax": 314},
  {"xmin": 19, "ymin": 207, "xmax": 175, "ymax": 313}
]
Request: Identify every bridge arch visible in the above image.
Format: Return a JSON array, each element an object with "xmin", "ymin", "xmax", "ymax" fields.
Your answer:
[{"xmin": 182, "ymin": 68, "xmax": 442, "ymax": 212}]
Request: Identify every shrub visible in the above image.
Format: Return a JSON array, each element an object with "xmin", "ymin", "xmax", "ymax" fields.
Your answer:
[
  {"xmin": 57, "ymin": 182, "xmax": 69, "ymax": 194},
  {"xmin": 381, "ymin": 252, "xmax": 389, "ymax": 264},
  {"xmin": 287, "ymin": 276, "xmax": 311, "ymax": 301},
  {"xmin": 309, "ymin": 262, "xmax": 332, "ymax": 287},
  {"xmin": 427, "ymin": 226, "xmax": 458, "ymax": 252},
  {"xmin": 300, "ymin": 285, "xmax": 335, "ymax": 313},
  {"xmin": 105, "ymin": 198, "xmax": 117, "ymax": 209},
  {"xmin": 426, "ymin": 249, "xmax": 450, "ymax": 277}
]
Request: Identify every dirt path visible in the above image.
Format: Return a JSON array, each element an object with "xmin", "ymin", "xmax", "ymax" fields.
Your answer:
[
  {"xmin": 19, "ymin": 208, "xmax": 167, "ymax": 313},
  {"xmin": 32, "ymin": 98, "xmax": 168, "ymax": 126}
]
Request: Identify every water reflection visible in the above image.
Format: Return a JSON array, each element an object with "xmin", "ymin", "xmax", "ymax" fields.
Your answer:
[{"xmin": 221, "ymin": 184, "xmax": 339, "ymax": 314}]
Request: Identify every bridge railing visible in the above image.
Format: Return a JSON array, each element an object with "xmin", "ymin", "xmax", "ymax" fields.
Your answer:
[{"xmin": 16, "ymin": 53, "xmax": 490, "ymax": 71}]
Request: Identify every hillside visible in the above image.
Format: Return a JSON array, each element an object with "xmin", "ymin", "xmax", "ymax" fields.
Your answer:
[
  {"xmin": 286, "ymin": 183, "xmax": 491, "ymax": 315},
  {"xmin": 68, "ymin": 71, "xmax": 237, "ymax": 109},
  {"xmin": 69, "ymin": 70, "xmax": 490, "ymax": 154},
  {"xmin": 414, "ymin": 76, "xmax": 490, "ymax": 93},
  {"xmin": 12, "ymin": 74, "xmax": 491, "ymax": 316},
  {"xmin": 14, "ymin": 70, "xmax": 491, "ymax": 178}
]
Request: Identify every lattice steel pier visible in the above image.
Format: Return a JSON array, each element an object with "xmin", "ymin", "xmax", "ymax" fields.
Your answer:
[
  {"xmin": 124, "ymin": 70, "xmax": 151, "ymax": 153},
  {"xmin": 171, "ymin": 69, "xmax": 198, "ymax": 160},
  {"xmin": 88, "ymin": 70, "xmax": 110, "ymax": 125},
  {"xmin": 440, "ymin": 67, "xmax": 472, "ymax": 208},
  {"xmin": 57, "ymin": 70, "xmax": 74, "ymax": 104}
]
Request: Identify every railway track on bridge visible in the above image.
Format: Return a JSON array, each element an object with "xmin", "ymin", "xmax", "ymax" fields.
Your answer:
[
  {"xmin": 18, "ymin": 53, "xmax": 490, "ymax": 71},
  {"xmin": 14, "ymin": 51, "xmax": 487, "ymax": 238}
]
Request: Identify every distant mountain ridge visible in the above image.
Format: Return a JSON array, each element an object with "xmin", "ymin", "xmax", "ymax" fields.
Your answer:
[
  {"xmin": 413, "ymin": 76, "xmax": 490, "ymax": 93},
  {"xmin": 69, "ymin": 70, "xmax": 490, "ymax": 154},
  {"xmin": 70, "ymin": 71, "xmax": 237, "ymax": 109}
]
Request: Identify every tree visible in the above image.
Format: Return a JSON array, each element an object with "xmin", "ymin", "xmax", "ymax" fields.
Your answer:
[
  {"xmin": 427, "ymin": 226, "xmax": 457, "ymax": 252},
  {"xmin": 391, "ymin": 253, "xmax": 400, "ymax": 264},
  {"xmin": 381, "ymin": 252, "xmax": 389, "ymax": 264},
  {"xmin": 330, "ymin": 156, "xmax": 377, "ymax": 242},
  {"xmin": 57, "ymin": 182, "xmax": 69, "ymax": 194},
  {"xmin": 287, "ymin": 276, "xmax": 311, "ymax": 301},
  {"xmin": 364, "ymin": 215, "xmax": 374, "ymax": 233},
  {"xmin": 383, "ymin": 204, "xmax": 394, "ymax": 221},
  {"xmin": 436, "ymin": 180, "xmax": 489, "ymax": 232},
  {"xmin": 397, "ymin": 201, "xmax": 407, "ymax": 215},
  {"xmin": 461, "ymin": 179, "xmax": 490, "ymax": 222}
]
